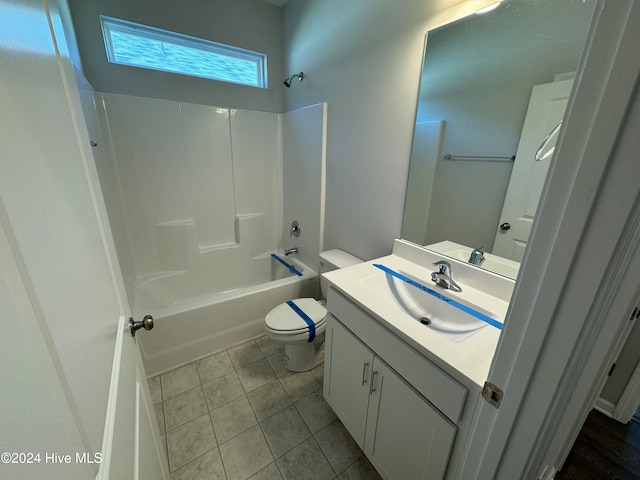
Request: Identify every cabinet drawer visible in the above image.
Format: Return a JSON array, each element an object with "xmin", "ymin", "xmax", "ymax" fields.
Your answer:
[{"xmin": 328, "ymin": 288, "xmax": 467, "ymax": 423}]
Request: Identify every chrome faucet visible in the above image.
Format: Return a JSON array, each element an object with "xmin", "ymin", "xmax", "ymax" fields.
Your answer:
[
  {"xmin": 469, "ymin": 247, "xmax": 485, "ymax": 266},
  {"xmin": 284, "ymin": 247, "xmax": 298, "ymax": 256},
  {"xmin": 431, "ymin": 260, "xmax": 462, "ymax": 292}
]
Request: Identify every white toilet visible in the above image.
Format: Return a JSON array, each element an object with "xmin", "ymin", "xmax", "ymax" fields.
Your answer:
[{"xmin": 264, "ymin": 249, "xmax": 362, "ymax": 372}]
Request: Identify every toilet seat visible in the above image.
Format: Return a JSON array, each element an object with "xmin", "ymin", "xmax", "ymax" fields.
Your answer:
[{"xmin": 264, "ymin": 298, "xmax": 327, "ymax": 334}]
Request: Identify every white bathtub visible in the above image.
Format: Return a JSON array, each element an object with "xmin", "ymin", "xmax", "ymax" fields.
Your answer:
[{"xmin": 136, "ymin": 254, "xmax": 317, "ymax": 375}]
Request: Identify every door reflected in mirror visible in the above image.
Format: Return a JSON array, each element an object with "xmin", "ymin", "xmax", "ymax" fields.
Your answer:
[{"xmin": 401, "ymin": 0, "xmax": 597, "ymax": 279}]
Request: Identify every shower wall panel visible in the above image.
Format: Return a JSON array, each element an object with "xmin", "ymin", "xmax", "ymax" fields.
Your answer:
[
  {"xmin": 98, "ymin": 93, "xmax": 281, "ymax": 279},
  {"xmin": 230, "ymin": 109, "xmax": 283, "ymax": 253},
  {"xmin": 282, "ymin": 103, "xmax": 327, "ymax": 267},
  {"xmin": 180, "ymin": 103, "xmax": 236, "ymax": 250}
]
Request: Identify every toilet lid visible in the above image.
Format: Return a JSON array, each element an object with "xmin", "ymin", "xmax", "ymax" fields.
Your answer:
[{"xmin": 265, "ymin": 298, "xmax": 327, "ymax": 332}]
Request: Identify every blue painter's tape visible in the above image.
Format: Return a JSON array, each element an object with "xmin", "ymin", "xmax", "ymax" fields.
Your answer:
[
  {"xmin": 271, "ymin": 253, "xmax": 303, "ymax": 276},
  {"xmin": 286, "ymin": 300, "xmax": 316, "ymax": 342},
  {"xmin": 373, "ymin": 264, "xmax": 503, "ymax": 330}
]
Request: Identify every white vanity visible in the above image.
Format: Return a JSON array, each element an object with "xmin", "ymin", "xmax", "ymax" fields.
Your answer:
[{"xmin": 322, "ymin": 239, "xmax": 515, "ymax": 480}]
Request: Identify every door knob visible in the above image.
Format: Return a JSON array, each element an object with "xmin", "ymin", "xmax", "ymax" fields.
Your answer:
[
  {"xmin": 500, "ymin": 222, "xmax": 511, "ymax": 231},
  {"xmin": 130, "ymin": 314, "xmax": 154, "ymax": 337}
]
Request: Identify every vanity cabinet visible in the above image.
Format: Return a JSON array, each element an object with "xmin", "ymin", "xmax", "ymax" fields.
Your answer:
[
  {"xmin": 323, "ymin": 313, "xmax": 373, "ymax": 445},
  {"xmin": 324, "ymin": 288, "xmax": 467, "ymax": 480}
]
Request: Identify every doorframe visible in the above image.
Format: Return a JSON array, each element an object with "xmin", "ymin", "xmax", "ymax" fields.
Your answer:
[
  {"xmin": 542, "ymin": 235, "xmax": 640, "ymax": 478},
  {"xmin": 594, "ymin": 289, "xmax": 640, "ymax": 424},
  {"xmin": 457, "ymin": 1, "xmax": 640, "ymax": 478},
  {"xmin": 612, "ymin": 348, "xmax": 640, "ymax": 423}
]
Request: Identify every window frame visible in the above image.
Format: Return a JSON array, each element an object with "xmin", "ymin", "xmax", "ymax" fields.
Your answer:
[{"xmin": 100, "ymin": 16, "xmax": 268, "ymax": 88}]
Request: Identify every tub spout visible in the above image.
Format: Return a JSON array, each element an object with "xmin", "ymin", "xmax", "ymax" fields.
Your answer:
[{"xmin": 284, "ymin": 247, "xmax": 298, "ymax": 256}]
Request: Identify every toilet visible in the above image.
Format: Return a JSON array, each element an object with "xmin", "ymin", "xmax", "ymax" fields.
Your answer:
[{"xmin": 264, "ymin": 249, "xmax": 362, "ymax": 372}]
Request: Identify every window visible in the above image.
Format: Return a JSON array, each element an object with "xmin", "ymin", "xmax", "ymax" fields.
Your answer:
[{"xmin": 100, "ymin": 16, "xmax": 267, "ymax": 88}]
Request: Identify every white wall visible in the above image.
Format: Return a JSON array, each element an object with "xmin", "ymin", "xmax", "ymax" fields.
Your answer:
[
  {"xmin": 281, "ymin": 0, "xmax": 501, "ymax": 261},
  {"xmin": 67, "ymin": 0, "xmax": 284, "ymax": 112},
  {"xmin": 66, "ymin": 0, "xmax": 501, "ymax": 264},
  {"xmin": 281, "ymin": 0, "xmax": 599, "ymax": 261}
]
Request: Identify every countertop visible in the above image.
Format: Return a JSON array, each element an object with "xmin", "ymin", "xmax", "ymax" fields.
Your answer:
[{"xmin": 322, "ymin": 240, "xmax": 514, "ymax": 390}]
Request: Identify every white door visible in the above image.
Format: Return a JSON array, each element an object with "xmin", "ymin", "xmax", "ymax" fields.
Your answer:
[
  {"xmin": 0, "ymin": 1, "xmax": 168, "ymax": 478},
  {"xmin": 493, "ymin": 79, "xmax": 573, "ymax": 261},
  {"xmin": 101, "ymin": 318, "xmax": 168, "ymax": 480}
]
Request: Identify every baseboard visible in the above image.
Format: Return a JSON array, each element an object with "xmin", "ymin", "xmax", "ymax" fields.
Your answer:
[
  {"xmin": 593, "ymin": 397, "xmax": 615, "ymax": 418},
  {"xmin": 538, "ymin": 464, "xmax": 556, "ymax": 480}
]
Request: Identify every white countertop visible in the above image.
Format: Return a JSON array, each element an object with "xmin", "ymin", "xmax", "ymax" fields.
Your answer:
[{"xmin": 323, "ymin": 240, "xmax": 514, "ymax": 390}]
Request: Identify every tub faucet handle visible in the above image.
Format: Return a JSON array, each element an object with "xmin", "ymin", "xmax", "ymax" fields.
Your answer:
[{"xmin": 290, "ymin": 220, "xmax": 301, "ymax": 237}]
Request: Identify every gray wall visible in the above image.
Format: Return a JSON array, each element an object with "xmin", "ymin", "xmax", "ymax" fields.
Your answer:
[
  {"xmin": 68, "ymin": 0, "xmax": 284, "ymax": 112},
  {"xmin": 281, "ymin": 0, "xmax": 480, "ymax": 261}
]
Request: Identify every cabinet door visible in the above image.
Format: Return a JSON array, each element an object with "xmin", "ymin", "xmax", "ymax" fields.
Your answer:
[
  {"xmin": 323, "ymin": 315, "xmax": 374, "ymax": 448},
  {"xmin": 365, "ymin": 358, "xmax": 456, "ymax": 480}
]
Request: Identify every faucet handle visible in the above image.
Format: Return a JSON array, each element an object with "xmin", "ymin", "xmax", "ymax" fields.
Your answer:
[
  {"xmin": 469, "ymin": 247, "xmax": 485, "ymax": 266},
  {"xmin": 432, "ymin": 260, "xmax": 451, "ymax": 274}
]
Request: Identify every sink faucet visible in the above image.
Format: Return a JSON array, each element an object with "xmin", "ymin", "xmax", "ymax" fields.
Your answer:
[
  {"xmin": 284, "ymin": 247, "xmax": 298, "ymax": 256},
  {"xmin": 469, "ymin": 247, "xmax": 485, "ymax": 266},
  {"xmin": 431, "ymin": 260, "xmax": 462, "ymax": 292}
]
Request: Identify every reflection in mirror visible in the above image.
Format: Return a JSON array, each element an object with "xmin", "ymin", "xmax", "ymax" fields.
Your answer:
[{"xmin": 402, "ymin": 0, "xmax": 596, "ymax": 279}]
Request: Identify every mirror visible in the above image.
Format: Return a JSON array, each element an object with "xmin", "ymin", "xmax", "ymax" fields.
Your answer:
[{"xmin": 402, "ymin": 0, "xmax": 597, "ymax": 278}]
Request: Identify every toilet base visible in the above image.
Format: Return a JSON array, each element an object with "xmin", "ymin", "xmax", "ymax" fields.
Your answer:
[{"xmin": 283, "ymin": 340, "xmax": 325, "ymax": 372}]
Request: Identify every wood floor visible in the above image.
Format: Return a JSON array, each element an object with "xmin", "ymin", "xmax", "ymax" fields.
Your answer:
[{"xmin": 556, "ymin": 409, "xmax": 640, "ymax": 480}]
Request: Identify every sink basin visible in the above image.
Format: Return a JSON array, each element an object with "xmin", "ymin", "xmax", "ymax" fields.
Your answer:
[
  {"xmin": 360, "ymin": 263, "xmax": 506, "ymax": 342},
  {"xmin": 387, "ymin": 270, "xmax": 494, "ymax": 332}
]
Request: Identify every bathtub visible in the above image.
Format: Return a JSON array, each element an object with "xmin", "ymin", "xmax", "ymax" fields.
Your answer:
[{"xmin": 136, "ymin": 253, "xmax": 317, "ymax": 375}]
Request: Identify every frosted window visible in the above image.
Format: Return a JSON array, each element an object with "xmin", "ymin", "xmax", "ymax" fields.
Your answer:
[{"xmin": 100, "ymin": 16, "xmax": 267, "ymax": 88}]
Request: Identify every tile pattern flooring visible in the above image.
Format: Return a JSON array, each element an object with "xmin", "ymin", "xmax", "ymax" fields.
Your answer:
[{"xmin": 148, "ymin": 336, "xmax": 383, "ymax": 480}]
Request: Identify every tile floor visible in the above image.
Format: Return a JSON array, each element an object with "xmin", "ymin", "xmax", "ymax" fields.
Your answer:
[{"xmin": 148, "ymin": 336, "xmax": 383, "ymax": 480}]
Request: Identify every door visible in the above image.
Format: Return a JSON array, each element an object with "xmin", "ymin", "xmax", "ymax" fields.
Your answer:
[
  {"xmin": 323, "ymin": 315, "xmax": 374, "ymax": 447},
  {"xmin": 0, "ymin": 0, "xmax": 168, "ymax": 478},
  {"xmin": 364, "ymin": 358, "xmax": 456, "ymax": 480},
  {"xmin": 493, "ymin": 79, "xmax": 573, "ymax": 261},
  {"xmin": 101, "ymin": 318, "xmax": 168, "ymax": 479}
]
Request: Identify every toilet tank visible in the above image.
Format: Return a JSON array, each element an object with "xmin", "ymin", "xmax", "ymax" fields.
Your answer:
[{"xmin": 318, "ymin": 249, "xmax": 362, "ymax": 298}]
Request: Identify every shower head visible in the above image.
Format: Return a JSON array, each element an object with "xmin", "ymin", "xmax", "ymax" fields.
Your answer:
[{"xmin": 283, "ymin": 72, "xmax": 304, "ymax": 88}]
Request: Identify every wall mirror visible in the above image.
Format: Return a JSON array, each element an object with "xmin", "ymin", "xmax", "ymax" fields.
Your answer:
[{"xmin": 401, "ymin": 0, "xmax": 597, "ymax": 279}]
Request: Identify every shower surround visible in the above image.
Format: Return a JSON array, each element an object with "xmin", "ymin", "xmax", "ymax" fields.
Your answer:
[
  {"xmin": 99, "ymin": 93, "xmax": 283, "ymax": 286},
  {"xmin": 93, "ymin": 93, "xmax": 327, "ymax": 373}
]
